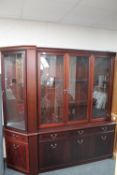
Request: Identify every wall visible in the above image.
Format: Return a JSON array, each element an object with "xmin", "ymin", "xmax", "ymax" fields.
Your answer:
[
  {"xmin": 0, "ymin": 18, "xmax": 117, "ymax": 52},
  {"xmin": 0, "ymin": 18, "xmax": 117, "ymax": 74}
]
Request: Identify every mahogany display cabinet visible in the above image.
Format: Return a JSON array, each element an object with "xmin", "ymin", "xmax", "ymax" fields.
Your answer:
[{"xmin": 1, "ymin": 46, "xmax": 116, "ymax": 175}]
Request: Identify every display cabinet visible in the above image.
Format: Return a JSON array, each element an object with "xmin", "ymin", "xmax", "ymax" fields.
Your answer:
[{"xmin": 1, "ymin": 46, "xmax": 116, "ymax": 175}]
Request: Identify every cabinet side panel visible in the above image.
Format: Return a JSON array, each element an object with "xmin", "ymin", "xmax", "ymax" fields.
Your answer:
[
  {"xmin": 26, "ymin": 49, "xmax": 37, "ymax": 132},
  {"xmin": 26, "ymin": 48, "xmax": 39, "ymax": 174},
  {"xmin": 28, "ymin": 135, "xmax": 38, "ymax": 175}
]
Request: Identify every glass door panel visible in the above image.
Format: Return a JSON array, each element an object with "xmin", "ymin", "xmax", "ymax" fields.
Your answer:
[
  {"xmin": 3, "ymin": 52, "xmax": 26, "ymax": 130},
  {"xmin": 40, "ymin": 54, "xmax": 64, "ymax": 124},
  {"xmin": 68, "ymin": 56, "xmax": 89, "ymax": 121},
  {"xmin": 92, "ymin": 57, "xmax": 111, "ymax": 119}
]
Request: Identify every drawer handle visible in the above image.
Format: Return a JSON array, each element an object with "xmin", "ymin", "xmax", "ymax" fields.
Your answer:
[
  {"xmin": 50, "ymin": 143, "xmax": 58, "ymax": 149},
  {"xmin": 101, "ymin": 127, "xmax": 108, "ymax": 131},
  {"xmin": 12, "ymin": 134, "xmax": 18, "ymax": 138},
  {"xmin": 101, "ymin": 135, "xmax": 107, "ymax": 141},
  {"xmin": 77, "ymin": 139, "xmax": 84, "ymax": 144},
  {"xmin": 12, "ymin": 144, "xmax": 20, "ymax": 150},
  {"xmin": 50, "ymin": 134, "xmax": 58, "ymax": 140},
  {"xmin": 77, "ymin": 130, "xmax": 84, "ymax": 135}
]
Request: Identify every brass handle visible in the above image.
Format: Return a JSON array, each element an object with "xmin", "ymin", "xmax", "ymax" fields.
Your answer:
[
  {"xmin": 77, "ymin": 139, "xmax": 84, "ymax": 144},
  {"xmin": 50, "ymin": 133, "xmax": 58, "ymax": 140},
  {"xmin": 50, "ymin": 143, "xmax": 58, "ymax": 149},
  {"xmin": 101, "ymin": 127, "xmax": 108, "ymax": 131},
  {"xmin": 12, "ymin": 144, "xmax": 20, "ymax": 150},
  {"xmin": 77, "ymin": 130, "xmax": 84, "ymax": 135},
  {"xmin": 12, "ymin": 134, "xmax": 18, "ymax": 138},
  {"xmin": 101, "ymin": 135, "xmax": 107, "ymax": 141}
]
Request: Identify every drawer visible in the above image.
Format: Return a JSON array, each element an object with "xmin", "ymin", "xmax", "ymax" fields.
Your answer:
[
  {"xmin": 91, "ymin": 125, "xmax": 115, "ymax": 133},
  {"xmin": 5, "ymin": 130, "xmax": 28, "ymax": 143},
  {"xmin": 71, "ymin": 124, "xmax": 115, "ymax": 137},
  {"xmin": 98, "ymin": 125, "xmax": 115, "ymax": 132},
  {"xmin": 39, "ymin": 132, "xmax": 68, "ymax": 142}
]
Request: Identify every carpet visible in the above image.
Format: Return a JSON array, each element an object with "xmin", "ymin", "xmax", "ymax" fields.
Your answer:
[{"xmin": 4, "ymin": 159, "xmax": 115, "ymax": 175}]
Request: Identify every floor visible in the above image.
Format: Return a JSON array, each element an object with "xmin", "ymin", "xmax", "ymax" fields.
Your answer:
[
  {"xmin": 115, "ymin": 155, "xmax": 117, "ymax": 175},
  {"xmin": 5, "ymin": 159, "xmax": 116, "ymax": 175}
]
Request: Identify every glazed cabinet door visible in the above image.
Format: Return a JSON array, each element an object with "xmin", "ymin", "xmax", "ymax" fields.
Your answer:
[
  {"xmin": 67, "ymin": 55, "xmax": 89, "ymax": 122},
  {"xmin": 2, "ymin": 51, "xmax": 26, "ymax": 130},
  {"xmin": 92, "ymin": 56, "xmax": 114, "ymax": 120},
  {"xmin": 5, "ymin": 140, "xmax": 29, "ymax": 173},
  {"xmin": 38, "ymin": 52, "xmax": 65, "ymax": 126}
]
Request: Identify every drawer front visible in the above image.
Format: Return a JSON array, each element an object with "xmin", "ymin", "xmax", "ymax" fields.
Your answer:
[
  {"xmin": 5, "ymin": 139, "xmax": 29, "ymax": 173},
  {"xmin": 71, "ymin": 124, "xmax": 115, "ymax": 137},
  {"xmin": 39, "ymin": 132, "xmax": 68, "ymax": 142},
  {"xmin": 39, "ymin": 124, "xmax": 115, "ymax": 142},
  {"xmin": 92, "ymin": 125, "xmax": 115, "ymax": 133},
  {"xmin": 5, "ymin": 130, "xmax": 28, "ymax": 143}
]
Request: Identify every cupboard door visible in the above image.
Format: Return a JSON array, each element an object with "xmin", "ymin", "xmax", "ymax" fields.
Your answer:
[
  {"xmin": 94, "ymin": 132, "xmax": 114, "ymax": 157},
  {"xmin": 67, "ymin": 56, "xmax": 89, "ymax": 122},
  {"xmin": 92, "ymin": 57, "xmax": 112, "ymax": 119},
  {"xmin": 38, "ymin": 53, "xmax": 64, "ymax": 125},
  {"xmin": 39, "ymin": 140, "xmax": 68, "ymax": 170},
  {"xmin": 2, "ymin": 51, "xmax": 26, "ymax": 130},
  {"xmin": 69, "ymin": 136, "xmax": 92, "ymax": 163},
  {"xmin": 6, "ymin": 140, "xmax": 29, "ymax": 173}
]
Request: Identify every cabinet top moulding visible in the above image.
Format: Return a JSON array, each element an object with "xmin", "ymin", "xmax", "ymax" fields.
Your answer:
[
  {"xmin": 37, "ymin": 47, "xmax": 116, "ymax": 57},
  {"xmin": 0, "ymin": 45, "xmax": 115, "ymax": 57},
  {"xmin": 0, "ymin": 45, "xmax": 37, "ymax": 52}
]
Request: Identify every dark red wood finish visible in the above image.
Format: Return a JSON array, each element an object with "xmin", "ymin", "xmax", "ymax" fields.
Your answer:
[
  {"xmin": 26, "ymin": 47, "xmax": 37, "ymax": 132},
  {"xmin": 39, "ymin": 122, "xmax": 115, "ymax": 172},
  {"xmin": 26, "ymin": 47, "xmax": 39, "ymax": 175},
  {"xmin": 89, "ymin": 55, "xmax": 95, "ymax": 122},
  {"xmin": 6, "ymin": 140, "xmax": 29, "ymax": 173},
  {"xmin": 1, "ymin": 46, "xmax": 116, "ymax": 175},
  {"xmin": 5, "ymin": 129, "xmax": 29, "ymax": 173}
]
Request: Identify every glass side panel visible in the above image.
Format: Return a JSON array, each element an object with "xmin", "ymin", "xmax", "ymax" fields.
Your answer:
[
  {"xmin": 40, "ymin": 54, "xmax": 64, "ymax": 124},
  {"xmin": 3, "ymin": 52, "xmax": 26, "ymax": 130},
  {"xmin": 68, "ymin": 56, "xmax": 89, "ymax": 121},
  {"xmin": 92, "ymin": 57, "xmax": 110, "ymax": 118}
]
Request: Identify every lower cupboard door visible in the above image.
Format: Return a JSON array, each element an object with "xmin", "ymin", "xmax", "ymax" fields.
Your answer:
[
  {"xmin": 39, "ymin": 140, "xmax": 68, "ymax": 170},
  {"xmin": 6, "ymin": 140, "xmax": 29, "ymax": 173},
  {"xmin": 69, "ymin": 136, "xmax": 92, "ymax": 163},
  {"xmin": 94, "ymin": 132, "xmax": 114, "ymax": 157}
]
